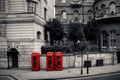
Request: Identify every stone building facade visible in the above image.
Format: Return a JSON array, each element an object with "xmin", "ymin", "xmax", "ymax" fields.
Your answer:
[
  {"xmin": 55, "ymin": 0, "xmax": 120, "ymax": 67},
  {"xmin": 94, "ymin": 0, "xmax": 120, "ymax": 52},
  {"xmin": 0, "ymin": 0, "xmax": 54, "ymax": 68},
  {"xmin": 55, "ymin": 0, "xmax": 95, "ymax": 32},
  {"xmin": 55, "ymin": 0, "xmax": 120, "ymax": 52}
]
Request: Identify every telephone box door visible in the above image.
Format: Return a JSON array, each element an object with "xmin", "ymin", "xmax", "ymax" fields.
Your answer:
[
  {"xmin": 46, "ymin": 52, "xmax": 54, "ymax": 71},
  {"xmin": 31, "ymin": 52, "xmax": 40, "ymax": 71},
  {"xmin": 55, "ymin": 52, "xmax": 63, "ymax": 70}
]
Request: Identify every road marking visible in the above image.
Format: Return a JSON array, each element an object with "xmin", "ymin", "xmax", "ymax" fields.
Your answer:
[{"xmin": 0, "ymin": 75, "xmax": 16, "ymax": 80}]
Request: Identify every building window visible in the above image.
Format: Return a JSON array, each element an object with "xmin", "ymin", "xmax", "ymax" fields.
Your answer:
[
  {"xmin": 62, "ymin": 11, "xmax": 67, "ymax": 20},
  {"xmin": 73, "ymin": 0, "xmax": 79, "ymax": 1},
  {"xmin": 61, "ymin": 0, "xmax": 66, "ymax": 3},
  {"xmin": 44, "ymin": 0, "xmax": 48, "ymax": 4},
  {"xmin": 110, "ymin": 2, "xmax": 116, "ymax": 15},
  {"xmin": 0, "ymin": 0, "xmax": 5, "ymax": 13},
  {"xmin": 44, "ymin": 8, "xmax": 47, "ymax": 20},
  {"xmin": 110, "ymin": 30, "xmax": 116, "ymax": 46},
  {"xmin": 86, "ymin": 0, "xmax": 94, "ymax": 2},
  {"xmin": 37, "ymin": 31, "xmax": 41, "ymax": 39},
  {"xmin": 0, "ymin": 31, "xmax": 2, "ymax": 37},
  {"xmin": 102, "ymin": 31, "xmax": 107, "ymax": 47},
  {"xmin": 74, "ymin": 10, "xmax": 79, "ymax": 19},
  {"xmin": 101, "ymin": 4, "xmax": 106, "ymax": 17},
  {"xmin": 95, "ymin": 7, "xmax": 99, "ymax": 18},
  {"xmin": 73, "ymin": 10, "xmax": 79, "ymax": 20},
  {"xmin": 87, "ymin": 10, "xmax": 93, "ymax": 20},
  {"xmin": 28, "ymin": 1, "xmax": 36, "ymax": 13}
]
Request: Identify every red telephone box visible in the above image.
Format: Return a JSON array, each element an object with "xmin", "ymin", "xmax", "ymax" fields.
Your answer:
[
  {"xmin": 55, "ymin": 52, "xmax": 63, "ymax": 70},
  {"xmin": 46, "ymin": 52, "xmax": 54, "ymax": 71},
  {"xmin": 31, "ymin": 52, "xmax": 40, "ymax": 71}
]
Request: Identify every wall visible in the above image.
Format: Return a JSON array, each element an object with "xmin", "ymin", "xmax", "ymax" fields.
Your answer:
[
  {"xmin": 0, "ymin": 0, "xmax": 54, "ymax": 69},
  {"xmin": 40, "ymin": 53, "xmax": 117, "ymax": 69},
  {"xmin": 8, "ymin": 0, "xmax": 54, "ymax": 20},
  {"xmin": 0, "ymin": 38, "xmax": 7, "ymax": 68},
  {"xmin": 75, "ymin": 53, "xmax": 117, "ymax": 67},
  {"xmin": 0, "ymin": 52, "xmax": 117, "ymax": 69},
  {"xmin": 55, "ymin": 0, "xmax": 94, "ymax": 25},
  {"xmin": 94, "ymin": 0, "xmax": 120, "ymax": 19}
]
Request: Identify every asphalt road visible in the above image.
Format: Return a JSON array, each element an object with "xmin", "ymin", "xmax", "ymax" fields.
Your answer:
[
  {"xmin": 0, "ymin": 75, "xmax": 17, "ymax": 80},
  {"xmin": 6, "ymin": 72, "xmax": 120, "ymax": 80},
  {"xmin": 34, "ymin": 72, "xmax": 120, "ymax": 80},
  {"xmin": 0, "ymin": 77, "xmax": 11, "ymax": 80},
  {"xmin": 62, "ymin": 72, "xmax": 120, "ymax": 80}
]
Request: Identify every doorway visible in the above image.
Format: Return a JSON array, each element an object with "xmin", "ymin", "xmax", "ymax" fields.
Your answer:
[
  {"xmin": 117, "ymin": 51, "xmax": 120, "ymax": 63},
  {"xmin": 7, "ymin": 48, "xmax": 19, "ymax": 69}
]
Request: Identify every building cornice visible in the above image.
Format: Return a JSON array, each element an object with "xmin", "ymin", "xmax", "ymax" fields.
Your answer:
[
  {"xmin": 94, "ymin": 16, "xmax": 120, "ymax": 24},
  {"xmin": 55, "ymin": 3, "xmax": 70, "ymax": 7},
  {"xmin": 0, "ymin": 13, "xmax": 46, "ymax": 26}
]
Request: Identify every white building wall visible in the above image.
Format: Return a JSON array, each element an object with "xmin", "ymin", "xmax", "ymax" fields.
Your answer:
[
  {"xmin": 9, "ymin": 0, "xmax": 27, "ymax": 13},
  {"xmin": 33, "ymin": 23, "xmax": 45, "ymax": 52},
  {"xmin": 0, "ymin": 0, "xmax": 54, "ymax": 68},
  {"xmin": 0, "ymin": 39, "xmax": 7, "ymax": 68},
  {"xmin": 34, "ymin": 23, "xmax": 44, "ymax": 40},
  {"xmin": 40, "ymin": 0, "xmax": 54, "ymax": 20},
  {"xmin": 8, "ymin": 0, "xmax": 54, "ymax": 20},
  {"xmin": 6, "ymin": 23, "xmax": 34, "ymax": 39},
  {"xmin": 19, "ymin": 41, "xmax": 34, "ymax": 68}
]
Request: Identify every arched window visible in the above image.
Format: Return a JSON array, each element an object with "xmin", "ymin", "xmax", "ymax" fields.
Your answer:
[
  {"xmin": 74, "ymin": 10, "xmax": 79, "ymax": 19},
  {"xmin": 102, "ymin": 31, "xmax": 107, "ymax": 47},
  {"xmin": 37, "ymin": 31, "xmax": 41, "ymax": 39},
  {"xmin": 87, "ymin": 10, "xmax": 93, "ymax": 20},
  {"xmin": 62, "ymin": 10, "xmax": 67, "ymax": 20},
  {"xmin": 95, "ymin": 7, "xmax": 99, "ymax": 18},
  {"xmin": 110, "ymin": 2, "xmax": 116, "ymax": 15},
  {"xmin": 110, "ymin": 30, "xmax": 116, "ymax": 46},
  {"xmin": 61, "ymin": 0, "xmax": 66, "ymax": 3},
  {"xmin": 101, "ymin": 4, "xmax": 106, "ymax": 17}
]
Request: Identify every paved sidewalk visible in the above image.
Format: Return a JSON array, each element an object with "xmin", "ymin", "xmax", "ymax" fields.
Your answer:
[{"xmin": 0, "ymin": 64, "xmax": 120, "ymax": 80}]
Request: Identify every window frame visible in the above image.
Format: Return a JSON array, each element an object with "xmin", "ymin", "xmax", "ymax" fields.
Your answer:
[
  {"xmin": 62, "ymin": 10, "xmax": 67, "ymax": 20},
  {"xmin": 37, "ymin": 31, "xmax": 41, "ymax": 39},
  {"xmin": 102, "ymin": 31, "xmax": 108, "ymax": 47},
  {"xmin": 101, "ymin": 4, "xmax": 106, "ymax": 17},
  {"xmin": 87, "ymin": 10, "xmax": 93, "ymax": 20},
  {"xmin": 110, "ymin": 30, "xmax": 116, "ymax": 46},
  {"xmin": 44, "ymin": 8, "xmax": 47, "ymax": 20},
  {"xmin": 109, "ymin": 2, "xmax": 116, "ymax": 15},
  {"xmin": 61, "ymin": 0, "xmax": 67, "ymax": 3},
  {"xmin": 0, "ymin": 0, "xmax": 6, "ymax": 13},
  {"xmin": 28, "ymin": 1, "xmax": 37, "ymax": 13},
  {"xmin": 74, "ymin": 10, "xmax": 79, "ymax": 19}
]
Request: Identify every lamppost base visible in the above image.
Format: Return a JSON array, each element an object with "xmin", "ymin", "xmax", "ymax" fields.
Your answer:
[
  {"xmin": 87, "ymin": 66, "xmax": 89, "ymax": 74},
  {"xmin": 81, "ymin": 69, "xmax": 83, "ymax": 75}
]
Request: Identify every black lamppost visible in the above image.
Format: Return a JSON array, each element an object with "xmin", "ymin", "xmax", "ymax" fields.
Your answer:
[
  {"xmin": 81, "ymin": 0, "xmax": 85, "ymax": 75},
  {"xmin": 81, "ymin": 34, "xmax": 84, "ymax": 75},
  {"xmin": 81, "ymin": 34, "xmax": 89, "ymax": 74},
  {"xmin": 77, "ymin": 33, "xmax": 86, "ymax": 75},
  {"xmin": 77, "ymin": 39, "xmax": 83, "ymax": 75},
  {"xmin": 86, "ymin": 45, "xmax": 89, "ymax": 74},
  {"xmin": 75, "ymin": 0, "xmax": 88, "ymax": 75}
]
